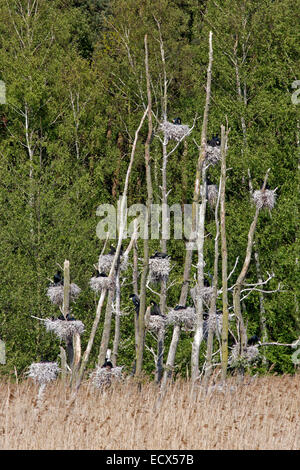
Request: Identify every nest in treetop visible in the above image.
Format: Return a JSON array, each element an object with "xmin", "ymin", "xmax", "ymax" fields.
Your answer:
[
  {"xmin": 44, "ymin": 318, "xmax": 85, "ymax": 342},
  {"xmin": 252, "ymin": 189, "xmax": 277, "ymax": 210},
  {"xmin": 89, "ymin": 276, "xmax": 115, "ymax": 293},
  {"xmin": 27, "ymin": 362, "xmax": 60, "ymax": 386},
  {"xmin": 90, "ymin": 366, "xmax": 123, "ymax": 389},
  {"xmin": 98, "ymin": 253, "xmax": 128, "ymax": 274},
  {"xmin": 205, "ymin": 144, "xmax": 221, "ymax": 165},
  {"xmin": 166, "ymin": 306, "xmax": 196, "ymax": 331},
  {"xmin": 190, "ymin": 285, "xmax": 213, "ymax": 307},
  {"xmin": 46, "ymin": 283, "xmax": 81, "ymax": 306},
  {"xmin": 158, "ymin": 121, "xmax": 190, "ymax": 142},
  {"xmin": 148, "ymin": 257, "xmax": 171, "ymax": 283},
  {"xmin": 229, "ymin": 344, "xmax": 260, "ymax": 366},
  {"xmin": 147, "ymin": 315, "xmax": 166, "ymax": 333}
]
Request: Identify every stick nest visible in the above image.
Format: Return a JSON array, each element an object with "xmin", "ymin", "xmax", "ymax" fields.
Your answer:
[
  {"xmin": 229, "ymin": 344, "xmax": 260, "ymax": 366},
  {"xmin": 44, "ymin": 318, "xmax": 85, "ymax": 341},
  {"xmin": 90, "ymin": 366, "xmax": 123, "ymax": 389},
  {"xmin": 148, "ymin": 257, "xmax": 171, "ymax": 283},
  {"xmin": 46, "ymin": 283, "xmax": 81, "ymax": 306},
  {"xmin": 252, "ymin": 189, "xmax": 277, "ymax": 210},
  {"xmin": 98, "ymin": 253, "xmax": 128, "ymax": 274},
  {"xmin": 27, "ymin": 362, "xmax": 60, "ymax": 385},
  {"xmin": 166, "ymin": 307, "xmax": 196, "ymax": 331},
  {"xmin": 147, "ymin": 315, "xmax": 166, "ymax": 333},
  {"xmin": 159, "ymin": 121, "xmax": 190, "ymax": 142},
  {"xmin": 89, "ymin": 276, "xmax": 115, "ymax": 293},
  {"xmin": 190, "ymin": 285, "xmax": 213, "ymax": 307},
  {"xmin": 205, "ymin": 145, "xmax": 221, "ymax": 165}
]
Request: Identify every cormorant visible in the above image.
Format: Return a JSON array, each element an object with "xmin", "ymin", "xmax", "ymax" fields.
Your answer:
[
  {"xmin": 247, "ymin": 335, "xmax": 260, "ymax": 346},
  {"xmin": 150, "ymin": 251, "xmax": 169, "ymax": 259},
  {"xmin": 130, "ymin": 294, "xmax": 140, "ymax": 317},
  {"xmin": 53, "ymin": 270, "xmax": 64, "ymax": 286},
  {"xmin": 102, "ymin": 359, "xmax": 113, "ymax": 370},
  {"xmin": 66, "ymin": 314, "xmax": 76, "ymax": 321},
  {"xmin": 150, "ymin": 300, "xmax": 165, "ymax": 317},
  {"xmin": 96, "ymin": 270, "xmax": 107, "ymax": 278},
  {"xmin": 174, "ymin": 305, "xmax": 187, "ymax": 311},
  {"xmin": 172, "ymin": 117, "xmax": 182, "ymax": 125},
  {"xmin": 207, "ymin": 134, "xmax": 221, "ymax": 147},
  {"xmin": 108, "ymin": 245, "xmax": 116, "ymax": 255}
]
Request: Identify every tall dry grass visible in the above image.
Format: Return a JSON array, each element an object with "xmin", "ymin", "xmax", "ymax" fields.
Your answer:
[{"xmin": 0, "ymin": 374, "xmax": 299, "ymax": 450}]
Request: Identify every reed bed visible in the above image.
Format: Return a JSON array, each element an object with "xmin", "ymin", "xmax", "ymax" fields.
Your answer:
[{"xmin": 0, "ymin": 374, "xmax": 299, "ymax": 450}]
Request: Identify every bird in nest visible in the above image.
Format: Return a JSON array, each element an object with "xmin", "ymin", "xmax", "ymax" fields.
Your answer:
[
  {"xmin": 172, "ymin": 117, "xmax": 182, "ymax": 125},
  {"xmin": 150, "ymin": 251, "xmax": 169, "ymax": 259},
  {"xmin": 150, "ymin": 300, "xmax": 166, "ymax": 317},
  {"xmin": 207, "ymin": 134, "xmax": 221, "ymax": 147}
]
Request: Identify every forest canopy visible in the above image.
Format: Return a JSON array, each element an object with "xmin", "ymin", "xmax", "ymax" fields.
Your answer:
[{"xmin": 0, "ymin": 0, "xmax": 299, "ymax": 381}]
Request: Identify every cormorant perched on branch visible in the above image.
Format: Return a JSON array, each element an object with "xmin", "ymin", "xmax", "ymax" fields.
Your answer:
[
  {"xmin": 150, "ymin": 251, "xmax": 169, "ymax": 259},
  {"xmin": 150, "ymin": 300, "xmax": 165, "ymax": 317},
  {"xmin": 53, "ymin": 270, "xmax": 64, "ymax": 286},
  {"xmin": 130, "ymin": 294, "xmax": 140, "ymax": 317},
  {"xmin": 207, "ymin": 134, "xmax": 221, "ymax": 147},
  {"xmin": 247, "ymin": 335, "xmax": 260, "ymax": 346},
  {"xmin": 172, "ymin": 117, "xmax": 182, "ymax": 125}
]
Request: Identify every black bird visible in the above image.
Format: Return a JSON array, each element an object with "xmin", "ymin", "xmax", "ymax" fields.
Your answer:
[
  {"xmin": 204, "ymin": 278, "xmax": 210, "ymax": 287},
  {"xmin": 150, "ymin": 251, "xmax": 169, "ymax": 259},
  {"xmin": 108, "ymin": 245, "xmax": 116, "ymax": 255},
  {"xmin": 130, "ymin": 294, "xmax": 140, "ymax": 316},
  {"xmin": 207, "ymin": 134, "xmax": 221, "ymax": 147},
  {"xmin": 57, "ymin": 314, "xmax": 66, "ymax": 320},
  {"xmin": 96, "ymin": 270, "xmax": 107, "ymax": 278},
  {"xmin": 66, "ymin": 313, "xmax": 76, "ymax": 321},
  {"xmin": 203, "ymin": 313, "xmax": 209, "ymax": 321},
  {"xmin": 150, "ymin": 300, "xmax": 165, "ymax": 317},
  {"xmin": 53, "ymin": 270, "xmax": 64, "ymax": 286},
  {"xmin": 247, "ymin": 335, "xmax": 260, "ymax": 346},
  {"xmin": 102, "ymin": 359, "xmax": 113, "ymax": 369},
  {"xmin": 174, "ymin": 305, "xmax": 187, "ymax": 311},
  {"xmin": 172, "ymin": 117, "xmax": 182, "ymax": 125}
]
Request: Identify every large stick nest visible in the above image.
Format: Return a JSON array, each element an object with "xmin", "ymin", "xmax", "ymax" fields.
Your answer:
[
  {"xmin": 229, "ymin": 344, "xmax": 260, "ymax": 366},
  {"xmin": 147, "ymin": 315, "xmax": 166, "ymax": 333},
  {"xmin": 205, "ymin": 144, "xmax": 221, "ymax": 165},
  {"xmin": 190, "ymin": 285, "xmax": 214, "ymax": 307},
  {"xmin": 252, "ymin": 189, "xmax": 277, "ymax": 210},
  {"xmin": 27, "ymin": 362, "xmax": 60, "ymax": 385},
  {"xmin": 159, "ymin": 121, "xmax": 190, "ymax": 142},
  {"xmin": 46, "ymin": 283, "xmax": 81, "ymax": 306},
  {"xmin": 90, "ymin": 366, "xmax": 123, "ymax": 389},
  {"xmin": 166, "ymin": 306, "xmax": 196, "ymax": 331},
  {"xmin": 98, "ymin": 253, "xmax": 128, "ymax": 274},
  {"xmin": 89, "ymin": 276, "xmax": 115, "ymax": 293},
  {"xmin": 44, "ymin": 318, "xmax": 85, "ymax": 342},
  {"xmin": 148, "ymin": 257, "xmax": 171, "ymax": 283}
]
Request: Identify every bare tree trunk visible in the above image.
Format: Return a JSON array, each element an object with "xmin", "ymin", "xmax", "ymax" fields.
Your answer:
[
  {"xmin": 76, "ymin": 107, "xmax": 148, "ymax": 390},
  {"xmin": 191, "ymin": 30, "xmax": 213, "ymax": 382},
  {"xmin": 233, "ymin": 169, "xmax": 271, "ymax": 355},
  {"xmin": 220, "ymin": 126, "xmax": 230, "ymax": 381},
  {"xmin": 136, "ymin": 35, "xmax": 153, "ymax": 377},
  {"xmin": 98, "ymin": 287, "xmax": 115, "ymax": 366},
  {"xmin": 204, "ymin": 181, "xmax": 221, "ymax": 386}
]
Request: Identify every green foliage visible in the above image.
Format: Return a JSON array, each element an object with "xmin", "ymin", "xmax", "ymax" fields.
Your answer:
[{"xmin": 0, "ymin": 0, "xmax": 299, "ymax": 379}]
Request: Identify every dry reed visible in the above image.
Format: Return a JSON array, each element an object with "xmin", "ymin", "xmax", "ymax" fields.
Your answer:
[{"xmin": 1, "ymin": 374, "xmax": 299, "ymax": 450}]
